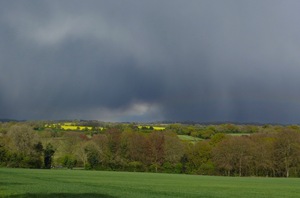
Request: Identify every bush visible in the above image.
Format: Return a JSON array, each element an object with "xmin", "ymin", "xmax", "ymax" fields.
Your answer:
[{"xmin": 61, "ymin": 155, "xmax": 77, "ymax": 169}]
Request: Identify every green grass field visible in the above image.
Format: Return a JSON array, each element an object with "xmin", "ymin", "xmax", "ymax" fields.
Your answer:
[
  {"xmin": 177, "ymin": 135, "xmax": 203, "ymax": 142},
  {"xmin": 1, "ymin": 168, "xmax": 300, "ymax": 198}
]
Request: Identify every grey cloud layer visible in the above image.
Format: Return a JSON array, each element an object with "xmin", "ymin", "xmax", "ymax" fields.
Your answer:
[{"xmin": 1, "ymin": 0, "xmax": 300, "ymax": 123}]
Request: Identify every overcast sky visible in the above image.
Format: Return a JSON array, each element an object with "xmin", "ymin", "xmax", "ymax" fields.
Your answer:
[{"xmin": 1, "ymin": 0, "xmax": 300, "ymax": 123}]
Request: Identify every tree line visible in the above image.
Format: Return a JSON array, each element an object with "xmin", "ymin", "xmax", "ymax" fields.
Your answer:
[{"xmin": 1, "ymin": 122, "xmax": 300, "ymax": 177}]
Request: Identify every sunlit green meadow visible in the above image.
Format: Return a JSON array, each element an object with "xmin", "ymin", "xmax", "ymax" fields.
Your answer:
[{"xmin": 1, "ymin": 168, "xmax": 300, "ymax": 198}]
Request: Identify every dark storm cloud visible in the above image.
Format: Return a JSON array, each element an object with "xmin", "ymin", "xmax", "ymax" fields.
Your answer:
[{"xmin": 1, "ymin": 0, "xmax": 300, "ymax": 123}]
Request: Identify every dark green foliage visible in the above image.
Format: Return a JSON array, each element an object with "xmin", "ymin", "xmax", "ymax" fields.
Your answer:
[
  {"xmin": 7, "ymin": 153, "xmax": 23, "ymax": 168},
  {"xmin": 127, "ymin": 161, "xmax": 143, "ymax": 172},
  {"xmin": 44, "ymin": 143, "xmax": 55, "ymax": 169},
  {"xmin": 162, "ymin": 162, "xmax": 183, "ymax": 173},
  {"xmin": 85, "ymin": 148, "xmax": 100, "ymax": 169},
  {"xmin": 0, "ymin": 139, "xmax": 8, "ymax": 166},
  {"xmin": 62, "ymin": 155, "xmax": 77, "ymax": 169}
]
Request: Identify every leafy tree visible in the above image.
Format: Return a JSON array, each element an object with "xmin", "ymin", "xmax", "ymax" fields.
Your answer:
[
  {"xmin": 198, "ymin": 128, "xmax": 215, "ymax": 139},
  {"xmin": 218, "ymin": 124, "xmax": 240, "ymax": 133},
  {"xmin": 106, "ymin": 128, "xmax": 122, "ymax": 156},
  {"xmin": 0, "ymin": 136, "xmax": 8, "ymax": 166},
  {"xmin": 84, "ymin": 141, "xmax": 101, "ymax": 169},
  {"xmin": 121, "ymin": 132, "xmax": 147, "ymax": 168},
  {"xmin": 92, "ymin": 134, "xmax": 111, "ymax": 166},
  {"xmin": 61, "ymin": 132, "xmax": 82, "ymax": 156},
  {"xmin": 164, "ymin": 133, "xmax": 184, "ymax": 164},
  {"xmin": 6, "ymin": 125, "xmax": 43, "ymax": 168},
  {"xmin": 240, "ymin": 125, "xmax": 259, "ymax": 134},
  {"xmin": 249, "ymin": 134, "xmax": 275, "ymax": 176},
  {"xmin": 147, "ymin": 132, "xmax": 165, "ymax": 172},
  {"xmin": 163, "ymin": 132, "xmax": 184, "ymax": 173},
  {"xmin": 209, "ymin": 133, "xmax": 227, "ymax": 146},
  {"xmin": 128, "ymin": 161, "xmax": 143, "ymax": 172},
  {"xmin": 44, "ymin": 143, "xmax": 55, "ymax": 169},
  {"xmin": 27, "ymin": 141, "xmax": 44, "ymax": 168},
  {"xmin": 187, "ymin": 141, "xmax": 214, "ymax": 174},
  {"xmin": 273, "ymin": 129, "xmax": 300, "ymax": 177},
  {"xmin": 75, "ymin": 141, "xmax": 89, "ymax": 167},
  {"xmin": 7, "ymin": 125, "xmax": 38, "ymax": 156},
  {"xmin": 212, "ymin": 136, "xmax": 253, "ymax": 176},
  {"xmin": 62, "ymin": 155, "xmax": 77, "ymax": 169}
]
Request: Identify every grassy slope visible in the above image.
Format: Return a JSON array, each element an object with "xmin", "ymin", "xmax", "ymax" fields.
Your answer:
[{"xmin": 1, "ymin": 168, "xmax": 300, "ymax": 198}]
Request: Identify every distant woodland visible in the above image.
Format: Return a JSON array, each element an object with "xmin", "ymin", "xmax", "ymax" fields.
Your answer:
[{"xmin": 1, "ymin": 121, "xmax": 300, "ymax": 177}]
